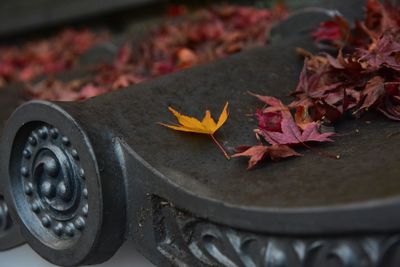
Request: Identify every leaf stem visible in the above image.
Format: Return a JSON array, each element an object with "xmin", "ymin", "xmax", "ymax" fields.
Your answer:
[
  {"xmin": 210, "ymin": 134, "xmax": 231, "ymax": 160},
  {"xmin": 300, "ymin": 141, "xmax": 340, "ymax": 160}
]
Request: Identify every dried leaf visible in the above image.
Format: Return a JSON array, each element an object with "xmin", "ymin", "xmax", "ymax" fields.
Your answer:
[
  {"xmin": 358, "ymin": 32, "xmax": 400, "ymax": 71},
  {"xmin": 256, "ymin": 109, "xmax": 282, "ymax": 132},
  {"xmin": 249, "ymin": 92, "xmax": 288, "ymax": 113},
  {"xmin": 159, "ymin": 103, "xmax": 230, "ymax": 159},
  {"xmin": 379, "ymin": 91, "xmax": 400, "ymax": 120},
  {"xmin": 312, "ymin": 16, "xmax": 351, "ymax": 46},
  {"xmin": 160, "ymin": 102, "xmax": 228, "ymax": 134},
  {"xmin": 294, "ymin": 106, "xmax": 314, "ymax": 130},
  {"xmin": 233, "ymin": 145, "xmax": 301, "ymax": 170},
  {"xmin": 257, "ymin": 112, "xmax": 335, "ymax": 146},
  {"xmin": 236, "ymin": 0, "xmax": 400, "ymax": 170},
  {"xmin": 10, "ymin": 4, "xmax": 287, "ymax": 101},
  {"xmin": 357, "ymin": 76, "xmax": 385, "ymax": 111},
  {"xmin": 177, "ymin": 48, "xmax": 198, "ymax": 69},
  {"xmin": 0, "ymin": 29, "xmax": 107, "ymax": 85}
]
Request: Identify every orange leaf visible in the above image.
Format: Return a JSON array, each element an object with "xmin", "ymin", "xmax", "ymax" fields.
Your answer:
[
  {"xmin": 159, "ymin": 102, "xmax": 229, "ymax": 135},
  {"xmin": 159, "ymin": 102, "xmax": 230, "ymax": 159}
]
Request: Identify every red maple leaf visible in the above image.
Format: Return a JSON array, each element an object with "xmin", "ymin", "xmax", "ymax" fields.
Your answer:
[
  {"xmin": 358, "ymin": 32, "xmax": 400, "ymax": 72},
  {"xmin": 233, "ymin": 144, "xmax": 302, "ymax": 170},
  {"xmin": 78, "ymin": 84, "xmax": 107, "ymax": 99},
  {"xmin": 365, "ymin": 0, "xmax": 400, "ymax": 34},
  {"xmin": 256, "ymin": 109, "xmax": 282, "ymax": 132},
  {"xmin": 379, "ymin": 94, "xmax": 400, "ymax": 121},
  {"xmin": 357, "ymin": 76, "xmax": 385, "ymax": 111},
  {"xmin": 312, "ymin": 16, "xmax": 351, "ymax": 45},
  {"xmin": 249, "ymin": 92, "xmax": 288, "ymax": 113},
  {"xmin": 312, "ymin": 21, "xmax": 341, "ymax": 42},
  {"xmin": 256, "ymin": 112, "xmax": 335, "ymax": 146}
]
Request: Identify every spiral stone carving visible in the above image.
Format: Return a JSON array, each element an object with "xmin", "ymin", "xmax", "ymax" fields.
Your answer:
[
  {"xmin": 176, "ymin": 220, "xmax": 400, "ymax": 267},
  {"xmin": 20, "ymin": 125, "xmax": 88, "ymax": 239},
  {"xmin": 153, "ymin": 202, "xmax": 400, "ymax": 267},
  {"xmin": 1, "ymin": 102, "xmax": 118, "ymax": 265},
  {"xmin": 0, "ymin": 196, "xmax": 11, "ymax": 236}
]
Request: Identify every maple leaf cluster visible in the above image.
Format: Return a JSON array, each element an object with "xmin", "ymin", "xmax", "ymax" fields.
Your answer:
[
  {"xmin": 0, "ymin": 29, "xmax": 107, "ymax": 88},
  {"xmin": 301, "ymin": 0, "xmax": 400, "ymax": 122},
  {"xmin": 233, "ymin": 93, "xmax": 335, "ymax": 169},
  {"xmin": 235, "ymin": 0, "xmax": 400, "ymax": 169},
  {"xmin": 125, "ymin": 4, "xmax": 287, "ymax": 78},
  {"xmin": 24, "ymin": 4, "xmax": 287, "ymax": 101}
]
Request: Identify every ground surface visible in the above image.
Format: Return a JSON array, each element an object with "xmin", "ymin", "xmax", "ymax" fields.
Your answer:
[{"xmin": 1, "ymin": 242, "xmax": 155, "ymax": 267}]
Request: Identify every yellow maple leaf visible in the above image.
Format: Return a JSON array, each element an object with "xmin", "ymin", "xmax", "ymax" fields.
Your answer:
[{"xmin": 159, "ymin": 102, "xmax": 230, "ymax": 159}]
